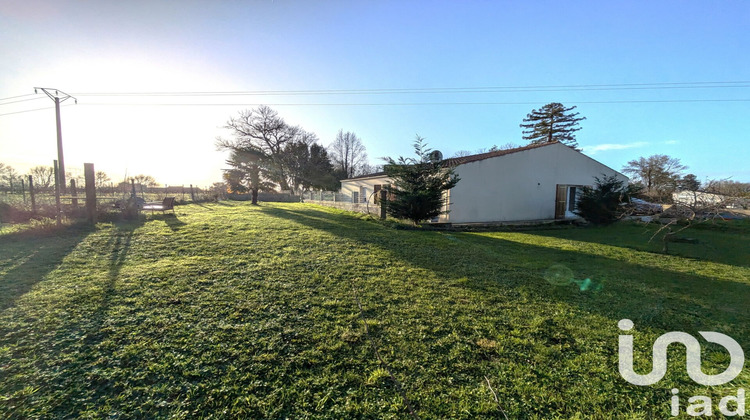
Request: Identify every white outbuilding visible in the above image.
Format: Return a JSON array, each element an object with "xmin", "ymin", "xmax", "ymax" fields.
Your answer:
[{"xmin": 340, "ymin": 142, "xmax": 628, "ymax": 224}]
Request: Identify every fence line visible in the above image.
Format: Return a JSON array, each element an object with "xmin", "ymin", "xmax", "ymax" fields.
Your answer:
[{"xmin": 301, "ymin": 191, "xmax": 382, "ymax": 216}]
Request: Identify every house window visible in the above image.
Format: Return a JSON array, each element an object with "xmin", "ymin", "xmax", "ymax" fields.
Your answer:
[
  {"xmin": 373, "ymin": 185, "xmax": 381, "ymax": 203},
  {"xmin": 352, "ymin": 191, "xmax": 359, "ymax": 203},
  {"xmin": 360, "ymin": 186, "xmax": 367, "ymax": 203}
]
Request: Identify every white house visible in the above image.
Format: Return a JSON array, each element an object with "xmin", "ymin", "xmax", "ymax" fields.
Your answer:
[{"xmin": 340, "ymin": 142, "xmax": 628, "ymax": 224}]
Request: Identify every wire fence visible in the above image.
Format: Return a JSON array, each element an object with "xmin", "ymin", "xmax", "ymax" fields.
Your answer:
[
  {"xmin": 301, "ymin": 191, "xmax": 354, "ymax": 203},
  {"xmin": 301, "ymin": 191, "xmax": 383, "ymax": 217},
  {"xmin": 0, "ymin": 182, "xmax": 225, "ymax": 224}
]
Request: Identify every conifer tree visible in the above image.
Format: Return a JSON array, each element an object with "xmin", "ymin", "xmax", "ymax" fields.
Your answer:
[
  {"xmin": 384, "ymin": 136, "xmax": 459, "ymax": 224},
  {"xmin": 520, "ymin": 102, "xmax": 585, "ymax": 149}
]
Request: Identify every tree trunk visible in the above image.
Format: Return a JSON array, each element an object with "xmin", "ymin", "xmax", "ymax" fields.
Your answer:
[
  {"xmin": 251, "ymin": 188, "xmax": 258, "ymax": 205},
  {"xmin": 662, "ymin": 229, "xmax": 674, "ymax": 254},
  {"xmin": 548, "ymin": 116, "xmax": 554, "ymax": 143}
]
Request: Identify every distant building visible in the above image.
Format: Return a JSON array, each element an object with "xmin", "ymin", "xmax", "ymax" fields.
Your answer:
[
  {"xmin": 340, "ymin": 142, "xmax": 627, "ymax": 224},
  {"xmin": 672, "ymin": 190, "xmax": 726, "ymax": 207}
]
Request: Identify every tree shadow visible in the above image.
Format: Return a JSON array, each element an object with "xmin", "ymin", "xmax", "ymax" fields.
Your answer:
[
  {"xmin": 260, "ymin": 205, "xmax": 750, "ymax": 341},
  {"xmin": 43, "ymin": 219, "xmax": 144, "ymax": 417},
  {"xmin": 149, "ymin": 213, "xmax": 187, "ymax": 231},
  {"xmin": 0, "ymin": 225, "xmax": 96, "ymax": 311},
  {"xmin": 191, "ymin": 202, "xmax": 215, "ymax": 210}
]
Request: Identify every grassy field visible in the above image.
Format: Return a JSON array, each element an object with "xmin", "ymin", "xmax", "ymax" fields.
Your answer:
[{"xmin": 1, "ymin": 202, "xmax": 748, "ymax": 419}]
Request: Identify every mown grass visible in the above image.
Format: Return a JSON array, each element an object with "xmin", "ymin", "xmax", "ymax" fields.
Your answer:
[{"xmin": 1, "ymin": 202, "xmax": 748, "ymax": 419}]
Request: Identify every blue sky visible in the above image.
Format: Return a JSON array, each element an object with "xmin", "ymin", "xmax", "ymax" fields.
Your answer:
[{"xmin": 1, "ymin": 0, "xmax": 748, "ymax": 186}]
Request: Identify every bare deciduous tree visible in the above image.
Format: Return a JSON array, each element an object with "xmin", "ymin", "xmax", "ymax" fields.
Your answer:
[
  {"xmin": 648, "ymin": 177, "xmax": 746, "ymax": 254},
  {"xmin": 452, "ymin": 143, "xmax": 520, "ymax": 158},
  {"xmin": 705, "ymin": 180, "xmax": 750, "ymax": 198},
  {"xmin": 95, "ymin": 171, "xmax": 111, "ymax": 189},
  {"xmin": 358, "ymin": 163, "xmax": 382, "ymax": 176},
  {"xmin": 28, "ymin": 165, "xmax": 54, "ymax": 190},
  {"xmin": 130, "ymin": 174, "xmax": 157, "ymax": 187},
  {"xmin": 217, "ymin": 105, "xmax": 302, "ymax": 191},
  {"xmin": 451, "ymin": 150, "xmax": 473, "ymax": 158},
  {"xmin": 2, "ymin": 165, "xmax": 18, "ymax": 191},
  {"xmin": 328, "ymin": 130, "xmax": 368, "ymax": 179},
  {"xmin": 498, "ymin": 142, "xmax": 521, "ymax": 150},
  {"xmin": 622, "ymin": 154, "xmax": 687, "ymax": 201}
]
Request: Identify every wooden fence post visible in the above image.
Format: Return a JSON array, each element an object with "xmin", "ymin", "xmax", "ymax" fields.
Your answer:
[
  {"xmin": 21, "ymin": 179, "xmax": 26, "ymax": 204},
  {"xmin": 190, "ymin": 184, "xmax": 195, "ymax": 201},
  {"xmin": 131, "ymin": 179, "xmax": 136, "ymax": 198},
  {"xmin": 28, "ymin": 175, "xmax": 36, "ymax": 214},
  {"xmin": 84, "ymin": 163, "xmax": 97, "ymax": 223},
  {"xmin": 70, "ymin": 179, "xmax": 78, "ymax": 207}
]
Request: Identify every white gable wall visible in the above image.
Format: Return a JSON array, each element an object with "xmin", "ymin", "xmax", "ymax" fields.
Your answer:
[{"xmin": 445, "ymin": 143, "xmax": 627, "ymax": 223}]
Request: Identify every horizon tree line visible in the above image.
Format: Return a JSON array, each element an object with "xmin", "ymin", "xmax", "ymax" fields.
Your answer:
[{"xmin": 216, "ymin": 105, "xmax": 377, "ymax": 204}]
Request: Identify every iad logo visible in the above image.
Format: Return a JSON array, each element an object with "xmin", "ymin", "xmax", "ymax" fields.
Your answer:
[
  {"xmin": 618, "ymin": 319, "xmax": 744, "ymax": 386},
  {"xmin": 617, "ymin": 319, "xmax": 746, "ymax": 417}
]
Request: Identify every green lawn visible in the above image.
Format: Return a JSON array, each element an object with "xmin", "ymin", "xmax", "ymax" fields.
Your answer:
[{"xmin": 1, "ymin": 202, "xmax": 748, "ymax": 419}]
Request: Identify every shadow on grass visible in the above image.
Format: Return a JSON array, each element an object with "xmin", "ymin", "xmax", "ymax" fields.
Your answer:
[
  {"xmin": 261, "ymin": 205, "xmax": 750, "ymax": 340},
  {"xmin": 148, "ymin": 213, "xmax": 187, "ymax": 231},
  {"xmin": 96, "ymin": 220, "xmax": 141, "ymax": 327},
  {"xmin": 38, "ymin": 219, "xmax": 144, "ymax": 418},
  {"xmin": 527, "ymin": 222, "xmax": 750, "ymax": 268},
  {"xmin": 0, "ymin": 224, "xmax": 95, "ymax": 311},
  {"xmin": 191, "ymin": 202, "xmax": 215, "ymax": 210}
]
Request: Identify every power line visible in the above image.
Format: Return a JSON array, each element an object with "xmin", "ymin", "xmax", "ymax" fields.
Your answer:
[
  {"xmin": 70, "ymin": 81, "xmax": 750, "ymax": 97},
  {"xmin": 0, "ymin": 106, "xmax": 57, "ymax": 117},
  {"xmin": 3, "ymin": 80, "xmax": 748, "ymax": 107},
  {"xmin": 75, "ymin": 98, "xmax": 750, "ymax": 107},
  {"xmin": 0, "ymin": 93, "xmax": 38, "ymax": 102},
  {"xmin": 0, "ymin": 97, "xmax": 46, "ymax": 106},
  {"xmin": 3, "ymin": 97, "xmax": 749, "ymax": 117}
]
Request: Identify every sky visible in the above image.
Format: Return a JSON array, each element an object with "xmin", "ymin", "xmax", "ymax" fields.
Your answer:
[{"xmin": 1, "ymin": 0, "xmax": 749, "ymax": 187}]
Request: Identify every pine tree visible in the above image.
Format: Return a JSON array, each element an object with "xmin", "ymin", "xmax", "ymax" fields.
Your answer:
[
  {"xmin": 223, "ymin": 147, "xmax": 274, "ymax": 205},
  {"xmin": 520, "ymin": 102, "xmax": 586, "ymax": 149},
  {"xmin": 383, "ymin": 136, "xmax": 459, "ymax": 224}
]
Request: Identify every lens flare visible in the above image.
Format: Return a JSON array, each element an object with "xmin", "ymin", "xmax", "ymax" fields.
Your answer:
[
  {"xmin": 543, "ymin": 264, "xmax": 574, "ymax": 286},
  {"xmin": 543, "ymin": 265, "xmax": 603, "ymax": 291}
]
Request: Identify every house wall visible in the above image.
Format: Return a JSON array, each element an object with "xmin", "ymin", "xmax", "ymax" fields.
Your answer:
[
  {"xmin": 340, "ymin": 175, "xmax": 392, "ymax": 204},
  {"xmin": 445, "ymin": 143, "xmax": 627, "ymax": 223}
]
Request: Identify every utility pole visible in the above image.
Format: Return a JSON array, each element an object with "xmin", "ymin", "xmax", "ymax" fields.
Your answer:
[{"xmin": 35, "ymin": 87, "xmax": 77, "ymax": 194}]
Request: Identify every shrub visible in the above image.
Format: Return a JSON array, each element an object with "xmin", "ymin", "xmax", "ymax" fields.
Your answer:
[
  {"xmin": 575, "ymin": 175, "xmax": 640, "ymax": 225},
  {"xmin": 0, "ymin": 202, "xmax": 35, "ymax": 223}
]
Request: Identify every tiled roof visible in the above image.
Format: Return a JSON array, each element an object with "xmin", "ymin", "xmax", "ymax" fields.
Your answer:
[
  {"xmin": 343, "ymin": 142, "xmax": 563, "ymax": 181},
  {"xmin": 440, "ymin": 141, "xmax": 561, "ymax": 167}
]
